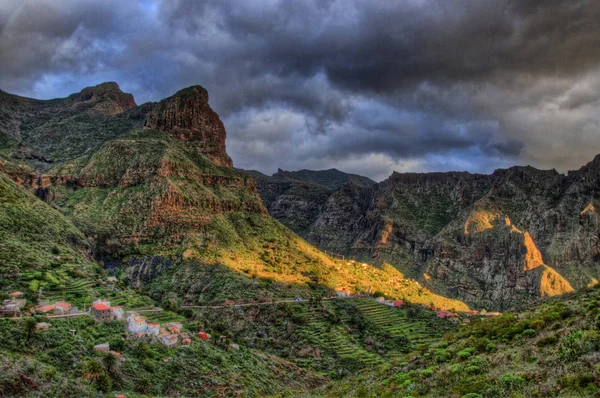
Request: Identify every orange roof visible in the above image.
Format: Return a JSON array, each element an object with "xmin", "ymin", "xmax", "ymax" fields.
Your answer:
[
  {"xmin": 55, "ymin": 302, "xmax": 70, "ymax": 307},
  {"xmin": 147, "ymin": 323, "xmax": 159, "ymax": 327},
  {"xmin": 36, "ymin": 305, "xmax": 55, "ymax": 312},
  {"xmin": 92, "ymin": 304, "xmax": 110, "ymax": 310},
  {"xmin": 9, "ymin": 291, "xmax": 23, "ymax": 296},
  {"xmin": 182, "ymin": 338, "xmax": 191, "ymax": 344}
]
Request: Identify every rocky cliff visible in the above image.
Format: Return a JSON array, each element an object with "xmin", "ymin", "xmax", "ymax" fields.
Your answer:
[{"xmin": 252, "ymin": 162, "xmax": 600, "ymax": 310}]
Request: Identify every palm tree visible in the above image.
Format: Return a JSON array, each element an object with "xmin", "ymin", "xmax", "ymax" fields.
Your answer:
[
  {"xmin": 135, "ymin": 377, "xmax": 151, "ymax": 394},
  {"xmin": 103, "ymin": 352, "xmax": 118, "ymax": 375},
  {"xmin": 23, "ymin": 317, "xmax": 37, "ymax": 341},
  {"xmin": 83, "ymin": 360, "xmax": 104, "ymax": 382},
  {"xmin": 96, "ymin": 373, "xmax": 112, "ymax": 393}
]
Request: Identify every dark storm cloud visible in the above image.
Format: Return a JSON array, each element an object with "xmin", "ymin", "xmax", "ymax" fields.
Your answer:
[{"xmin": 1, "ymin": 0, "xmax": 600, "ymax": 180}]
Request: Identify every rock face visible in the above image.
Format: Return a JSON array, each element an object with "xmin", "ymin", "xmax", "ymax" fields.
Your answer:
[
  {"xmin": 144, "ymin": 86, "xmax": 232, "ymax": 167},
  {"xmin": 252, "ymin": 161, "xmax": 600, "ymax": 310}
]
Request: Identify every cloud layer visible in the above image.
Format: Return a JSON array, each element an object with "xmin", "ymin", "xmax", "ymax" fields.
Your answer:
[{"xmin": 2, "ymin": 0, "xmax": 600, "ymax": 180}]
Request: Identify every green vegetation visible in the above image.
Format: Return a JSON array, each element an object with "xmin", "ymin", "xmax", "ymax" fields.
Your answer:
[
  {"xmin": 0, "ymin": 316, "xmax": 326, "ymax": 397},
  {"xmin": 317, "ymin": 286, "xmax": 600, "ymax": 397}
]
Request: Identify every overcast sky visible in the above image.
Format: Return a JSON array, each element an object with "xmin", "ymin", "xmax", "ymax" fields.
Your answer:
[{"xmin": 2, "ymin": 0, "xmax": 600, "ymax": 181}]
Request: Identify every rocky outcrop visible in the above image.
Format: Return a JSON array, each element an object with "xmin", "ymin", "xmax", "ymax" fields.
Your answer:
[
  {"xmin": 144, "ymin": 86, "xmax": 232, "ymax": 167},
  {"xmin": 72, "ymin": 82, "xmax": 137, "ymax": 114},
  {"xmin": 253, "ymin": 159, "xmax": 600, "ymax": 310}
]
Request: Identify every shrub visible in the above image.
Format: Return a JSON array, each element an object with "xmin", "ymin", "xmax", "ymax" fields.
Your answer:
[
  {"xmin": 456, "ymin": 347, "xmax": 476, "ymax": 360},
  {"xmin": 465, "ymin": 365, "xmax": 481, "ymax": 375},
  {"xmin": 435, "ymin": 349, "xmax": 452, "ymax": 363},
  {"xmin": 537, "ymin": 334, "xmax": 558, "ymax": 347},
  {"xmin": 522, "ymin": 329, "xmax": 536, "ymax": 337},
  {"xmin": 462, "ymin": 394, "xmax": 482, "ymax": 398},
  {"xmin": 499, "ymin": 374, "xmax": 526, "ymax": 391},
  {"xmin": 485, "ymin": 342, "xmax": 497, "ymax": 352},
  {"xmin": 421, "ymin": 368, "xmax": 434, "ymax": 377}
]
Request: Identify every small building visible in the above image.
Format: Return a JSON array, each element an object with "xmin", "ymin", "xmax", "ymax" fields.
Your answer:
[
  {"xmin": 127, "ymin": 315, "xmax": 147, "ymax": 333},
  {"xmin": 9, "ymin": 292, "xmax": 24, "ymax": 298},
  {"xmin": 335, "ymin": 289, "xmax": 350, "ymax": 298},
  {"xmin": 146, "ymin": 323, "xmax": 160, "ymax": 337},
  {"xmin": 161, "ymin": 334, "xmax": 178, "ymax": 347},
  {"xmin": 164, "ymin": 322, "xmax": 182, "ymax": 334},
  {"xmin": 181, "ymin": 338, "xmax": 191, "ymax": 345},
  {"xmin": 54, "ymin": 301, "xmax": 72, "ymax": 315},
  {"xmin": 375, "ymin": 296, "xmax": 385, "ymax": 303},
  {"xmin": 93, "ymin": 299, "xmax": 111, "ymax": 307},
  {"xmin": 198, "ymin": 332, "xmax": 210, "ymax": 341},
  {"xmin": 111, "ymin": 306, "xmax": 124, "ymax": 320},
  {"xmin": 91, "ymin": 303, "xmax": 112, "ymax": 321},
  {"xmin": 35, "ymin": 304, "xmax": 55, "ymax": 314},
  {"xmin": 93, "ymin": 343, "xmax": 110, "ymax": 352},
  {"xmin": 393, "ymin": 300, "xmax": 404, "ymax": 307},
  {"xmin": 35, "ymin": 322, "xmax": 51, "ymax": 331}
]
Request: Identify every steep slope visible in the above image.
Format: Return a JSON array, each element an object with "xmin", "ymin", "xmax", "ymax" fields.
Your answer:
[
  {"xmin": 0, "ymin": 83, "xmax": 467, "ymax": 311},
  {"xmin": 319, "ymin": 285, "xmax": 600, "ymax": 398},
  {"xmin": 254, "ymin": 162, "xmax": 600, "ymax": 310}
]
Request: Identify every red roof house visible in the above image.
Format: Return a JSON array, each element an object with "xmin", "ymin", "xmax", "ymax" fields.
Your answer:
[{"xmin": 198, "ymin": 332, "xmax": 210, "ymax": 341}]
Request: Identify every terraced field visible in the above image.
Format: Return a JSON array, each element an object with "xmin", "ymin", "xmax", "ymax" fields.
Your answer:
[
  {"xmin": 354, "ymin": 300, "xmax": 441, "ymax": 343},
  {"xmin": 143, "ymin": 311, "xmax": 187, "ymax": 323},
  {"xmin": 294, "ymin": 304, "xmax": 385, "ymax": 370}
]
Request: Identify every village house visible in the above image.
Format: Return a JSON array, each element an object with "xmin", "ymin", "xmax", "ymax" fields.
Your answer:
[
  {"xmin": 164, "ymin": 322, "xmax": 182, "ymax": 334},
  {"xmin": 161, "ymin": 334, "xmax": 178, "ymax": 347},
  {"xmin": 181, "ymin": 338, "xmax": 191, "ymax": 345},
  {"xmin": 436, "ymin": 310, "xmax": 459, "ymax": 319},
  {"xmin": 146, "ymin": 323, "xmax": 160, "ymax": 336},
  {"xmin": 9, "ymin": 291, "xmax": 24, "ymax": 299},
  {"xmin": 375, "ymin": 296, "xmax": 386, "ymax": 303},
  {"xmin": 198, "ymin": 332, "xmax": 210, "ymax": 341},
  {"xmin": 35, "ymin": 304, "xmax": 55, "ymax": 314},
  {"xmin": 35, "ymin": 322, "xmax": 51, "ymax": 331},
  {"xmin": 127, "ymin": 314, "xmax": 147, "ymax": 333},
  {"xmin": 93, "ymin": 299, "xmax": 111, "ymax": 307},
  {"xmin": 1, "ymin": 296, "xmax": 26, "ymax": 317},
  {"xmin": 53, "ymin": 301, "xmax": 72, "ymax": 315},
  {"xmin": 91, "ymin": 303, "xmax": 112, "ymax": 321},
  {"xmin": 111, "ymin": 306, "xmax": 124, "ymax": 320},
  {"xmin": 93, "ymin": 342, "xmax": 110, "ymax": 352}
]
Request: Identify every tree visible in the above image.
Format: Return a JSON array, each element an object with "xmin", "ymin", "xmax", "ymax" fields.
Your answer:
[
  {"xmin": 23, "ymin": 317, "xmax": 37, "ymax": 341},
  {"xmin": 96, "ymin": 373, "xmax": 112, "ymax": 393},
  {"xmin": 83, "ymin": 360, "xmax": 104, "ymax": 382},
  {"xmin": 135, "ymin": 377, "xmax": 152, "ymax": 394},
  {"xmin": 103, "ymin": 352, "xmax": 118, "ymax": 375}
]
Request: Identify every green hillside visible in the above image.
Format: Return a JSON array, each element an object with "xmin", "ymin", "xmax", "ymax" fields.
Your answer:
[{"xmin": 318, "ymin": 286, "xmax": 600, "ymax": 397}]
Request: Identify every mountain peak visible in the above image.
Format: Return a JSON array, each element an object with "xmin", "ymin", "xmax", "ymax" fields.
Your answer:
[
  {"xmin": 143, "ymin": 85, "xmax": 232, "ymax": 167},
  {"xmin": 74, "ymin": 81, "xmax": 136, "ymax": 113}
]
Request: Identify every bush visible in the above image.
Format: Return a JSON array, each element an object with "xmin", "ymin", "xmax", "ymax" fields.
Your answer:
[
  {"xmin": 465, "ymin": 365, "xmax": 481, "ymax": 375},
  {"xmin": 462, "ymin": 394, "xmax": 482, "ymax": 398},
  {"xmin": 456, "ymin": 347, "xmax": 476, "ymax": 360},
  {"xmin": 421, "ymin": 368, "xmax": 434, "ymax": 377},
  {"xmin": 499, "ymin": 374, "xmax": 526, "ymax": 391},
  {"xmin": 522, "ymin": 329, "xmax": 536, "ymax": 337},
  {"xmin": 537, "ymin": 334, "xmax": 558, "ymax": 347},
  {"xmin": 485, "ymin": 342, "xmax": 497, "ymax": 352}
]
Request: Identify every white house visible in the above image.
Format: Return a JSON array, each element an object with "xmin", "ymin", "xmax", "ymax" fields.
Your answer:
[
  {"xmin": 111, "ymin": 306, "xmax": 124, "ymax": 320},
  {"xmin": 146, "ymin": 323, "xmax": 160, "ymax": 336},
  {"xmin": 161, "ymin": 334, "xmax": 178, "ymax": 347},
  {"xmin": 127, "ymin": 315, "xmax": 147, "ymax": 333}
]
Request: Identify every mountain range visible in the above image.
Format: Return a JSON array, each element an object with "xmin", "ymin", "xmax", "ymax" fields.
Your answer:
[{"xmin": 2, "ymin": 82, "xmax": 600, "ymax": 396}]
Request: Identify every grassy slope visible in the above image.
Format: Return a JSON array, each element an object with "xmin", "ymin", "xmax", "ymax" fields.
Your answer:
[
  {"xmin": 318, "ymin": 286, "xmax": 600, "ymax": 397},
  {"xmin": 0, "ymin": 316, "xmax": 326, "ymax": 397},
  {"xmin": 44, "ymin": 130, "xmax": 468, "ymax": 311}
]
